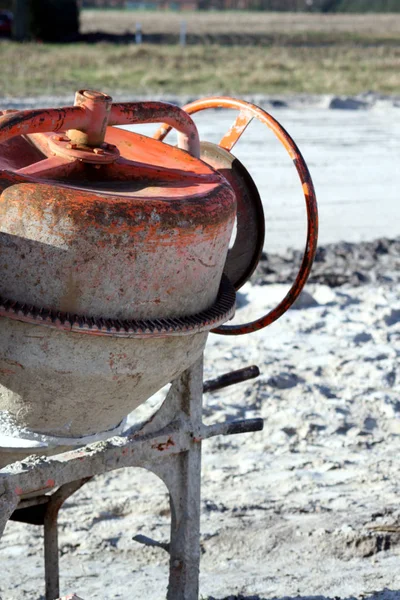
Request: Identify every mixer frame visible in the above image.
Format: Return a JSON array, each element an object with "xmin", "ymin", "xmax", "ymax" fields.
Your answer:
[{"xmin": 0, "ymin": 357, "xmax": 262, "ymax": 600}]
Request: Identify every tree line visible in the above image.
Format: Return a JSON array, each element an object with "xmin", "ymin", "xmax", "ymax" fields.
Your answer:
[
  {"xmin": 2, "ymin": 0, "xmax": 79, "ymax": 41},
  {"xmin": 3, "ymin": 0, "xmax": 400, "ymax": 43}
]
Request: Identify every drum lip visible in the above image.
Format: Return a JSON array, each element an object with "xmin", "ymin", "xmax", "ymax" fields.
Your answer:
[
  {"xmin": 0, "ymin": 416, "xmax": 126, "ymax": 452},
  {"xmin": 0, "ymin": 275, "xmax": 236, "ymax": 339}
]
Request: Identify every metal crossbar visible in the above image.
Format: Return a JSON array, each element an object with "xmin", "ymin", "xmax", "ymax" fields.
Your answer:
[{"xmin": 0, "ymin": 358, "xmax": 262, "ymax": 600}]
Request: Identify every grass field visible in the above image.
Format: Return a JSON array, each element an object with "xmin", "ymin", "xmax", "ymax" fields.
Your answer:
[
  {"xmin": 0, "ymin": 10, "xmax": 399, "ymax": 98},
  {"xmin": 80, "ymin": 9, "xmax": 400, "ymax": 38}
]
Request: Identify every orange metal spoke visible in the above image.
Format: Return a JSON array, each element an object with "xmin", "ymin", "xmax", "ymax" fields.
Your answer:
[
  {"xmin": 219, "ymin": 110, "xmax": 253, "ymax": 151},
  {"xmin": 153, "ymin": 96, "xmax": 318, "ymax": 336},
  {"xmin": 16, "ymin": 156, "xmax": 73, "ymax": 178},
  {"xmin": 110, "ymin": 101, "xmax": 200, "ymax": 158}
]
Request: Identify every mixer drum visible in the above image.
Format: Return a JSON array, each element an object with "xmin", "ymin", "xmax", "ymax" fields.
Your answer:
[{"xmin": 0, "ymin": 99, "xmax": 237, "ymax": 456}]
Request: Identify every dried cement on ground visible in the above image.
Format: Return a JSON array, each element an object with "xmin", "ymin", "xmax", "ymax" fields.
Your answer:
[{"xmin": 0, "ymin": 237, "xmax": 399, "ymax": 600}]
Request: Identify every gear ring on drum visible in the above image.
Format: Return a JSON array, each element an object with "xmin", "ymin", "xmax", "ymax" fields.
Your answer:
[
  {"xmin": 154, "ymin": 96, "xmax": 318, "ymax": 336},
  {"xmin": 0, "ymin": 275, "xmax": 236, "ymax": 339}
]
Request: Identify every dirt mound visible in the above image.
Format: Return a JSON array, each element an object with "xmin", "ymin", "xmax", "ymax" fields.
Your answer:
[{"xmin": 253, "ymin": 237, "xmax": 400, "ymax": 288}]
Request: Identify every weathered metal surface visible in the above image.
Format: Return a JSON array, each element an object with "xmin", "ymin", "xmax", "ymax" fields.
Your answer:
[
  {"xmin": 218, "ymin": 109, "xmax": 254, "ymax": 152},
  {"xmin": 0, "ymin": 105, "xmax": 87, "ymax": 144},
  {"xmin": 0, "ymin": 91, "xmax": 237, "ymax": 445},
  {"xmin": 44, "ymin": 480, "xmax": 90, "ymax": 600},
  {"xmin": 0, "ymin": 320, "xmax": 209, "ymax": 439},
  {"xmin": 154, "ymin": 96, "xmax": 318, "ymax": 335},
  {"xmin": 0, "ymin": 91, "xmax": 314, "ymax": 599},
  {"xmin": 203, "ymin": 364, "xmax": 260, "ymax": 394},
  {"xmin": 0, "ymin": 274, "xmax": 235, "ymax": 338},
  {"xmin": 198, "ymin": 141, "xmax": 265, "ymax": 291},
  {"xmin": 0, "ymin": 276, "xmax": 234, "ymax": 440},
  {"xmin": 47, "ymin": 134, "xmax": 121, "ymax": 164},
  {"xmin": 0, "ymin": 359, "xmax": 263, "ymax": 599},
  {"xmin": 0, "ymin": 92, "xmax": 200, "ymax": 158},
  {"xmin": 109, "ymin": 101, "xmax": 200, "ymax": 158},
  {"xmin": 151, "ymin": 359, "xmax": 204, "ymax": 600},
  {"xmin": 201, "ymin": 417, "xmax": 264, "ymax": 438},
  {"xmin": 0, "ymin": 361, "xmax": 262, "ymax": 498},
  {"xmin": 0, "ymin": 481, "xmax": 18, "ymax": 539},
  {"xmin": 67, "ymin": 90, "xmax": 112, "ymax": 148},
  {"xmin": 0, "ymin": 127, "xmax": 235, "ymax": 324}
]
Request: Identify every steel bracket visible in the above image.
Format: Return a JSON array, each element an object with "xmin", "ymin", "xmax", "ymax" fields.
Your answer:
[{"xmin": 0, "ymin": 359, "xmax": 262, "ymax": 600}]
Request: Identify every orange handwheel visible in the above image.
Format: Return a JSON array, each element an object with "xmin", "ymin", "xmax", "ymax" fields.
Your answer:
[{"xmin": 154, "ymin": 96, "xmax": 319, "ymax": 336}]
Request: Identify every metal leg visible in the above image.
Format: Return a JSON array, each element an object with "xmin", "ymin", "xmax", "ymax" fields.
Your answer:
[
  {"xmin": 44, "ymin": 505, "xmax": 60, "ymax": 600},
  {"xmin": 149, "ymin": 357, "xmax": 203, "ymax": 600},
  {"xmin": 166, "ymin": 444, "xmax": 202, "ymax": 600},
  {"xmin": 0, "ymin": 486, "xmax": 19, "ymax": 539},
  {"xmin": 43, "ymin": 479, "xmax": 89, "ymax": 600},
  {"xmin": 1, "ymin": 354, "xmax": 262, "ymax": 599}
]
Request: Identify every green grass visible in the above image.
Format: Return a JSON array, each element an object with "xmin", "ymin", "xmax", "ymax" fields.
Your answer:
[
  {"xmin": 1, "ymin": 11, "xmax": 400, "ymax": 98},
  {"xmin": 1, "ymin": 41, "xmax": 399, "ymax": 97}
]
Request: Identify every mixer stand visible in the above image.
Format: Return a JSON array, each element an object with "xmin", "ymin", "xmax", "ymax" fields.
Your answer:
[{"xmin": 0, "ymin": 357, "xmax": 262, "ymax": 600}]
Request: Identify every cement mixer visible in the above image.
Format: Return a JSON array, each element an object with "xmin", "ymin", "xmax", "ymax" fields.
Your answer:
[{"xmin": 0, "ymin": 91, "xmax": 318, "ymax": 600}]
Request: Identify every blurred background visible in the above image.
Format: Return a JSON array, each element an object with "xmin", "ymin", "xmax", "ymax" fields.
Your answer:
[
  {"xmin": 1, "ymin": 0, "xmax": 400, "ymax": 95},
  {"xmin": 0, "ymin": 0, "xmax": 399, "ymax": 250}
]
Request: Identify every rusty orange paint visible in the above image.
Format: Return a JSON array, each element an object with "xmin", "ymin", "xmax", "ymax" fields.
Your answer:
[
  {"xmin": 154, "ymin": 96, "xmax": 318, "ymax": 336},
  {"xmin": 0, "ymin": 93, "xmax": 200, "ymax": 157},
  {"xmin": 0, "ymin": 91, "xmax": 317, "ymax": 338},
  {"xmin": 0, "ymin": 90, "xmax": 237, "ymax": 337},
  {"xmin": 219, "ymin": 109, "xmax": 253, "ymax": 152},
  {"xmin": 15, "ymin": 480, "xmax": 55, "ymax": 496}
]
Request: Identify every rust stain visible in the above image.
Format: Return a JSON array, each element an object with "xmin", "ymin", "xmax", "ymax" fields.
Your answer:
[
  {"xmin": 15, "ymin": 479, "xmax": 55, "ymax": 496},
  {"xmin": 0, "ymin": 358, "xmax": 24, "ymax": 372},
  {"xmin": 154, "ymin": 96, "xmax": 318, "ymax": 336},
  {"xmin": 0, "ymin": 90, "xmax": 316, "ymax": 340},
  {"xmin": 151, "ymin": 436, "xmax": 175, "ymax": 452}
]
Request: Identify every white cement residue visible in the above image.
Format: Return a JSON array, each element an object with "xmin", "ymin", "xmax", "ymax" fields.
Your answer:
[
  {"xmin": 0, "ymin": 410, "xmax": 126, "ymax": 450},
  {"xmin": 0, "ymin": 279, "xmax": 399, "ymax": 599}
]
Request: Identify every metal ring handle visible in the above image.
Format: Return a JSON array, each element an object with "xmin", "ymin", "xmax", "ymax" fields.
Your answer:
[
  {"xmin": 0, "ymin": 93, "xmax": 200, "ymax": 158},
  {"xmin": 154, "ymin": 96, "xmax": 318, "ymax": 336}
]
